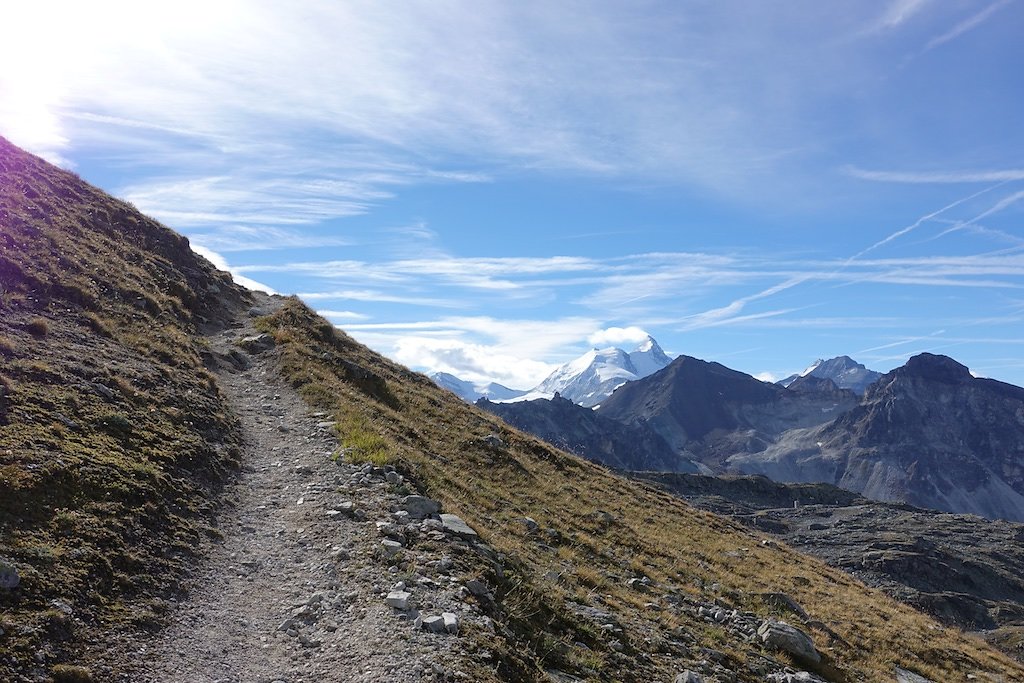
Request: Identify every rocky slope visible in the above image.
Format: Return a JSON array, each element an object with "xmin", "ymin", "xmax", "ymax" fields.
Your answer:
[
  {"xmin": 478, "ymin": 393, "xmax": 699, "ymax": 473},
  {"xmin": 3, "ymin": 137, "xmax": 1023, "ymax": 682},
  {"xmin": 736, "ymin": 353, "xmax": 1024, "ymax": 521},
  {"xmin": 634, "ymin": 472, "xmax": 1024, "ymax": 660}
]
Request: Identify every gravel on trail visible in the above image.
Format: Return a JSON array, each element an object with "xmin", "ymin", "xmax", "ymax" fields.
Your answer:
[{"xmin": 105, "ymin": 298, "xmax": 486, "ymax": 682}]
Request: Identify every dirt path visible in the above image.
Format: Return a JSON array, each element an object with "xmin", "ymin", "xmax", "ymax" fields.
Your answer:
[{"xmin": 112, "ymin": 298, "xmax": 484, "ymax": 683}]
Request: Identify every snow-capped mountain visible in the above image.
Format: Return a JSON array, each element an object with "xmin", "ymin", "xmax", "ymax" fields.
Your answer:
[
  {"xmin": 503, "ymin": 335, "xmax": 673, "ymax": 407},
  {"xmin": 628, "ymin": 335, "xmax": 674, "ymax": 377},
  {"xmin": 779, "ymin": 355, "xmax": 882, "ymax": 395},
  {"xmin": 428, "ymin": 372, "xmax": 525, "ymax": 403}
]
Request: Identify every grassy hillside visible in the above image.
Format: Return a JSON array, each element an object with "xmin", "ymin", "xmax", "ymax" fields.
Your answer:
[
  {"xmin": 257, "ymin": 299, "xmax": 1024, "ymax": 682},
  {"xmin": 0, "ymin": 137, "xmax": 249, "ymax": 680}
]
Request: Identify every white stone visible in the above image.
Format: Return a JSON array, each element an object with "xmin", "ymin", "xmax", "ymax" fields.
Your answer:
[{"xmin": 386, "ymin": 590, "xmax": 412, "ymax": 610}]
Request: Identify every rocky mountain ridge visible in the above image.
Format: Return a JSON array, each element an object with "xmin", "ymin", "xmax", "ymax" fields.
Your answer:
[
  {"xmin": 478, "ymin": 393, "xmax": 700, "ymax": 473},
  {"xmin": 779, "ymin": 356, "xmax": 882, "ymax": 395}
]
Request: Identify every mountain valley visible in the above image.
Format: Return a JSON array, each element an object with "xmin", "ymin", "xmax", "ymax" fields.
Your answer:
[{"xmin": 2, "ymin": 137, "xmax": 1024, "ymax": 682}]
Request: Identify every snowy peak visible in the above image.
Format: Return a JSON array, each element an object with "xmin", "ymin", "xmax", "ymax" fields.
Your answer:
[
  {"xmin": 524, "ymin": 336, "xmax": 673, "ymax": 408},
  {"xmin": 537, "ymin": 347, "xmax": 636, "ymax": 395},
  {"xmin": 428, "ymin": 372, "xmax": 524, "ymax": 403},
  {"xmin": 781, "ymin": 355, "xmax": 881, "ymax": 395},
  {"xmin": 629, "ymin": 335, "xmax": 672, "ymax": 377}
]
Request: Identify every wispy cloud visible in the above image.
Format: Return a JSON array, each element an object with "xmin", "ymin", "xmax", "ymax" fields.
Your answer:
[
  {"xmin": 922, "ymin": 0, "xmax": 1011, "ymax": 52},
  {"xmin": 845, "ymin": 167, "xmax": 1024, "ymax": 183},
  {"xmin": 871, "ymin": 0, "xmax": 934, "ymax": 32},
  {"xmin": 676, "ymin": 277, "xmax": 808, "ymax": 329}
]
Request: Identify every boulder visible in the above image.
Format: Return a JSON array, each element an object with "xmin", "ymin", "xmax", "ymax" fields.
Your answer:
[
  {"xmin": 399, "ymin": 495, "xmax": 441, "ymax": 519},
  {"xmin": 760, "ymin": 592, "xmax": 810, "ymax": 620},
  {"xmin": 439, "ymin": 513, "xmax": 478, "ymax": 540},
  {"xmin": 757, "ymin": 619, "xmax": 820, "ymax": 665},
  {"xmin": 0, "ymin": 561, "xmax": 19, "ymax": 589},
  {"xmin": 422, "ymin": 615, "xmax": 446, "ymax": 633},
  {"xmin": 238, "ymin": 333, "xmax": 275, "ymax": 353},
  {"xmin": 895, "ymin": 668, "xmax": 935, "ymax": 683},
  {"xmin": 381, "ymin": 539, "xmax": 404, "ymax": 557}
]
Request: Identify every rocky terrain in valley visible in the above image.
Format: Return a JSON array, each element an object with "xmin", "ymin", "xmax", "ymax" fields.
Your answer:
[{"xmin": 634, "ymin": 472, "xmax": 1024, "ymax": 662}]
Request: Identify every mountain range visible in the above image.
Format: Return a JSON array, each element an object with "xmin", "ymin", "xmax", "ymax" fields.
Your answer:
[{"xmin": 487, "ymin": 351, "xmax": 1024, "ymax": 522}]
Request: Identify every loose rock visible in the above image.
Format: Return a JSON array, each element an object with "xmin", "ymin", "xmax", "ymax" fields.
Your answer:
[
  {"xmin": 386, "ymin": 591, "xmax": 412, "ymax": 610},
  {"xmin": 674, "ymin": 671, "xmax": 704, "ymax": 683},
  {"xmin": 757, "ymin": 619, "xmax": 820, "ymax": 665},
  {"xmin": 399, "ymin": 495, "xmax": 441, "ymax": 519}
]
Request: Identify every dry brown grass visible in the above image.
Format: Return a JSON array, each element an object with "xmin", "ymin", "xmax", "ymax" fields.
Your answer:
[{"xmin": 258, "ymin": 298, "xmax": 1024, "ymax": 682}]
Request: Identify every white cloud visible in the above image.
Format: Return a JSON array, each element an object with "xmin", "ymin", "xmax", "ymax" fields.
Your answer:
[
  {"xmin": 391, "ymin": 337, "xmax": 553, "ymax": 390},
  {"xmin": 753, "ymin": 371, "xmax": 778, "ymax": 383},
  {"xmin": 317, "ymin": 310, "xmax": 369, "ymax": 321},
  {"xmin": 190, "ymin": 244, "xmax": 276, "ymax": 294},
  {"xmin": 588, "ymin": 326, "xmax": 651, "ymax": 348}
]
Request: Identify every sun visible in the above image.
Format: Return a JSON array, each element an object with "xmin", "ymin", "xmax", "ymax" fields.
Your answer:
[{"xmin": 0, "ymin": 0, "xmax": 236, "ymax": 163}]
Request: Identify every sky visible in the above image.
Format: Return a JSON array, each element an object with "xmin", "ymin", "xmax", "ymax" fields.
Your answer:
[{"xmin": 2, "ymin": 0, "xmax": 1023, "ymax": 390}]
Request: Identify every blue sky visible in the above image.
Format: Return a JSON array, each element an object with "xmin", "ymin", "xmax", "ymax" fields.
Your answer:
[{"xmin": 2, "ymin": 1, "xmax": 1023, "ymax": 389}]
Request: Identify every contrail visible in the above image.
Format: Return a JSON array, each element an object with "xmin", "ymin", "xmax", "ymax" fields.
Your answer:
[{"xmin": 844, "ymin": 181, "xmax": 1005, "ymax": 265}]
